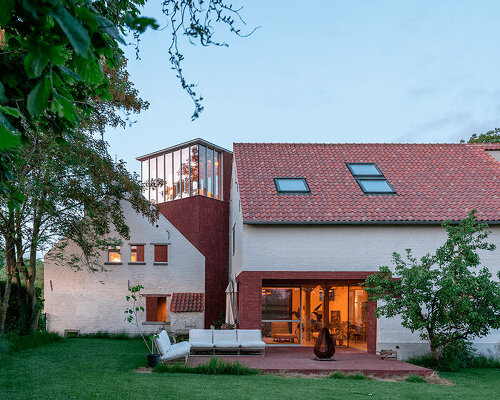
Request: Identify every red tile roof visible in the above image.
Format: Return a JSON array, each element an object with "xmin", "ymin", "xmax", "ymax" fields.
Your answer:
[
  {"xmin": 170, "ymin": 293, "xmax": 205, "ymax": 312},
  {"xmin": 233, "ymin": 143, "xmax": 500, "ymax": 223}
]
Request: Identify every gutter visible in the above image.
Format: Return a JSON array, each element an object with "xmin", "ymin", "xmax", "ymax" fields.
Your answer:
[{"xmin": 243, "ymin": 220, "xmax": 500, "ymax": 226}]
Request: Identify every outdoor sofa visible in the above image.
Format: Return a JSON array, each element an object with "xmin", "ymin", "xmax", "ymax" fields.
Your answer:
[
  {"xmin": 189, "ymin": 329, "xmax": 266, "ymax": 356},
  {"xmin": 154, "ymin": 330, "xmax": 192, "ymax": 363}
]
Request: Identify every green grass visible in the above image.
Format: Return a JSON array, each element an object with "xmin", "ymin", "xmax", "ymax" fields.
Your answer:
[
  {"xmin": 329, "ymin": 370, "xmax": 373, "ymax": 380},
  {"xmin": 3, "ymin": 332, "xmax": 62, "ymax": 353},
  {"xmin": 0, "ymin": 339, "xmax": 499, "ymax": 400},
  {"xmin": 154, "ymin": 357, "xmax": 260, "ymax": 375}
]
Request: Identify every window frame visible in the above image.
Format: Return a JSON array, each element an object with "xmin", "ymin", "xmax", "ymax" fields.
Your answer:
[
  {"xmin": 129, "ymin": 244, "xmax": 145, "ymax": 264},
  {"xmin": 274, "ymin": 177, "xmax": 311, "ymax": 194},
  {"xmin": 152, "ymin": 243, "xmax": 169, "ymax": 265},
  {"xmin": 346, "ymin": 163, "xmax": 396, "ymax": 195},
  {"xmin": 143, "ymin": 294, "xmax": 171, "ymax": 324},
  {"xmin": 106, "ymin": 246, "xmax": 121, "ymax": 264}
]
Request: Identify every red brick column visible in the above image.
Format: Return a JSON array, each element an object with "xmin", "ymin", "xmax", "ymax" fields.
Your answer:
[
  {"xmin": 366, "ymin": 300, "xmax": 377, "ymax": 354},
  {"xmin": 236, "ymin": 272, "xmax": 262, "ymax": 329}
]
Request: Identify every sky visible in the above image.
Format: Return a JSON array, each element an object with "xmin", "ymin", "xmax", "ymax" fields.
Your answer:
[{"xmin": 105, "ymin": 1, "xmax": 500, "ymax": 175}]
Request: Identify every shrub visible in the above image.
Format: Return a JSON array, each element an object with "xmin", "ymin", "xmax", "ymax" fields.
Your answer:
[
  {"xmin": 154, "ymin": 357, "xmax": 260, "ymax": 375},
  {"xmin": 4, "ymin": 332, "xmax": 62, "ymax": 353},
  {"xmin": 329, "ymin": 371, "xmax": 372, "ymax": 380},
  {"xmin": 76, "ymin": 331, "xmax": 142, "ymax": 340},
  {"xmin": 405, "ymin": 375, "xmax": 426, "ymax": 383}
]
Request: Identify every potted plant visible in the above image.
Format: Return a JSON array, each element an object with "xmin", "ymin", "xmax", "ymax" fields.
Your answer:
[{"xmin": 125, "ymin": 284, "xmax": 160, "ymax": 368}]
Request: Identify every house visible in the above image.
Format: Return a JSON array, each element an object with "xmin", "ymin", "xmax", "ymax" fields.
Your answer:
[{"xmin": 44, "ymin": 140, "xmax": 500, "ymax": 359}]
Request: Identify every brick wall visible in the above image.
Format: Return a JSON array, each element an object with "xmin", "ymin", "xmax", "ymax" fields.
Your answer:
[
  {"xmin": 236, "ymin": 270, "xmax": 378, "ymax": 354},
  {"xmin": 157, "ymin": 151, "xmax": 233, "ymax": 327}
]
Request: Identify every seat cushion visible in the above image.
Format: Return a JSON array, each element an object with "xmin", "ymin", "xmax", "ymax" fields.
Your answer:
[
  {"xmin": 160, "ymin": 341, "xmax": 191, "ymax": 361},
  {"xmin": 237, "ymin": 329, "xmax": 262, "ymax": 344},
  {"xmin": 213, "ymin": 329, "xmax": 237, "ymax": 345},
  {"xmin": 214, "ymin": 342, "xmax": 239, "ymax": 349},
  {"xmin": 189, "ymin": 329, "xmax": 213, "ymax": 344},
  {"xmin": 189, "ymin": 341, "xmax": 214, "ymax": 349},
  {"xmin": 239, "ymin": 340, "xmax": 265, "ymax": 349},
  {"xmin": 155, "ymin": 330, "xmax": 172, "ymax": 356}
]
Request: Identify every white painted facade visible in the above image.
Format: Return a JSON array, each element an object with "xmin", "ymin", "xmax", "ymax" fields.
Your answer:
[
  {"xmin": 44, "ymin": 202, "xmax": 205, "ymax": 336},
  {"xmin": 229, "ymin": 162, "xmax": 500, "ymax": 359}
]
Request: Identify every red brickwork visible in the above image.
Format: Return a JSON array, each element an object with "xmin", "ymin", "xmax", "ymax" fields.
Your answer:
[
  {"xmin": 236, "ymin": 271, "xmax": 378, "ymax": 354},
  {"xmin": 157, "ymin": 151, "xmax": 233, "ymax": 328}
]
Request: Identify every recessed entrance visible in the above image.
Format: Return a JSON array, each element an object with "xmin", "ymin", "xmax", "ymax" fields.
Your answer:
[{"xmin": 261, "ymin": 285, "xmax": 368, "ymax": 351}]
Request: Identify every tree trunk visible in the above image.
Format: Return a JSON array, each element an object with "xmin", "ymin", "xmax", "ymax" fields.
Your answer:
[{"xmin": 0, "ymin": 226, "xmax": 16, "ymax": 336}]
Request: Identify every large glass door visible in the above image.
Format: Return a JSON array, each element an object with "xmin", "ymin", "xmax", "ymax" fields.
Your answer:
[{"xmin": 261, "ymin": 284, "xmax": 368, "ymax": 350}]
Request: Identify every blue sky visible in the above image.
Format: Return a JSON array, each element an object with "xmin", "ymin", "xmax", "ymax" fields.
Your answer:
[{"xmin": 106, "ymin": 1, "xmax": 500, "ymax": 175}]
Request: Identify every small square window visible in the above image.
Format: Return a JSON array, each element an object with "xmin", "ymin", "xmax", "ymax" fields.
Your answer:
[
  {"xmin": 154, "ymin": 245, "xmax": 168, "ymax": 263},
  {"xmin": 107, "ymin": 246, "xmax": 121, "ymax": 263},
  {"xmin": 357, "ymin": 179, "xmax": 395, "ymax": 193},
  {"xmin": 347, "ymin": 163, "xmax": 382, "ymax": 176},
  {"xmin": 274, "ymin": 178, "xmax": 310, "ymax": 193},
  {"xmin": 130, "ymin": 245, "xmax": 145, "ymax": 263}
]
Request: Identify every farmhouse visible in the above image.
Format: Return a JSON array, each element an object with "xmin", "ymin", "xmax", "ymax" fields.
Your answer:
[{"xmin": 44, "ymin": 139, "xmax": 500, "ymax": 359}]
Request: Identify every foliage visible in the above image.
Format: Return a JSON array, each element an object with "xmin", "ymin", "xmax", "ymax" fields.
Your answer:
[
  {"xmin": 0, "ymin": 281, "xmax": 43, "ymax": 334},
  {"xmin": 364, "ymin": 210, "xmax": 500, "ymax": 366},
  {"xmin": 329, "ymin": 371, "xmax": 372, "ymax": 380},
  {"xmin": 1, "ymin": 339, "xmax": 500, "ymax": 399},
  {"xmin": 405, "ymin": 375, "xmax": 426, "ymax": 383},
  {"xmin": 75, "ymin": 331, "xmax": 143, "ymax": 340},
  {"xmin": 462, "ymin": 128, "xmax": 500, "ymax": 143},
  {"xmin": 124, "ymin": 283, "xmax": 156, "ymax": 353},
  {"xmin": 153, "ymin": 357, "xmax": 260, "ymax": 375},
  {"xmin": 3, "ymin": 331, "xmax": 61, "ymax": 353}
]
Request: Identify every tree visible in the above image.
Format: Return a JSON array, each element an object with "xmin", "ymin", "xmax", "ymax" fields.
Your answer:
[
  {"xmin": 462, "ymin": 128, "xmax": 500, "ymax": 143},
  {"xmin": 364, "ymin": 210, "xmax": 500, "ymax": 365}
]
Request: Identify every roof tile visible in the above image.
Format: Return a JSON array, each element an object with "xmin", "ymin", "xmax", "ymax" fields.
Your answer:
[{"xmin": 170, "ymin": 293, "xmax": 204, "ymax": 313}]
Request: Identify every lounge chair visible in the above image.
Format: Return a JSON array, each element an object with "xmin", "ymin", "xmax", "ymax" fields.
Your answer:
[
  {"xmin": 237, "ymin": 329, "xmax": 266, "ymax": 356},
  {"xmin": 154, "ymin": 330, "xmax": 191, "ymax": 363}
]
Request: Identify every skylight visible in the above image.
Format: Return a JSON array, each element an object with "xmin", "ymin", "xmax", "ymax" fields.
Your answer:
[
  {"xmin": 346, "ymin": 163, "xmax": 396, "ymax": 194},
  {"xmin": 274, "ymin": 178, "xmax": 310, "ymax": 193}
]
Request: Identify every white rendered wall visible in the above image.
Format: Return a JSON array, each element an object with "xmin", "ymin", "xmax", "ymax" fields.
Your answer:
[
  {"xmin": 239, "ymin": 223, "xmax": 500, "ymax": 359},
  {"xmin": 44, "ymin": 201, "xmax": 205, "ymax": 336},
  {"xmin": 228, "ymin": 161, "xmax": 244, "ymax": 280}
]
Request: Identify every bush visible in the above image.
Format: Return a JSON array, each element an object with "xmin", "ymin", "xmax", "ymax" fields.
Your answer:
[
  {"xmin": 329, "ymin": 371, "xmax": 372, "ymax": 380},
  {"xmin": 75, "ymin": 331, "xmax": 142, "ymax": 340},
  {"xmin": 154, "ymin": 357, "xmax": 260, "ymax": 375},
  {"xmin": 407, "ymin": 342, "xmax": 500, "ymax": 371},
  {"xmin": 405, "ymin": 375, "xmax": 426, "ymax": 383},
  {"xmin": 4, "ymin": 332, "xmax": 62, "ymax": 353}
]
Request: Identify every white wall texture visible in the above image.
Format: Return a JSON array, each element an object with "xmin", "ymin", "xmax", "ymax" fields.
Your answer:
[
  {"xmin": 44, "ymin": 202, "xmax": 205, "ymax": 336},
  {"xmin": 229, "ymin": 184, "xmax": 500, "ymax": 358}
]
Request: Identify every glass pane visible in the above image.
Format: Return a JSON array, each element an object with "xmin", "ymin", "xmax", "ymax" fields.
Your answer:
[
  {"xmin": 199, "ymin": 145, "xmax": 206, "ymax": 196},
  {"xmin": 190, "ymin": 145, "xmax": 199, "ymax": 195},
  {"xmin": 275, "ymin": 178, "xmax": 308, "ymax": 192},
  {"xmin": 349, "ymin": 164, "xmax": 381, "ymax": 176},
  {"xmin": 165, "ymin": 152, "xmax": 173, "ymax": 201},
  {"xmin": 149, "ymin": 157, "xmax": 157, "ymax": 204},
  {"xmin": 107, "ymin": 246, "xmax": 121, "ymax": 263},
  {"xmin": 214, "ymin": 151, "xmax": 221, "ymax": 200},
  {"xmin": 206, "ymin": 148, "xmax": 214, "ymax": 198},
  {"xmin": 262, "ymin": 321, "xmax": 300, "ymax": 344},
  {"xmin": 141, "ymin": 160, "xmax": 149, "ymax": 200},
  {"xmin": 173, "ymin": 150, "xmax": 181, "ymax": 200},
  {"xmin": 261, "ymin": 287, "xmax": 301, "ymax": 320},
  {"xmin": 358, "ymin": 179, "xmax": 394, "ymax": 193},
  {"xmin": 157, "ymin": 154, "xmax": 165, "ymax": 203},
  {"xmin": 181, "ymin": 147, "xmax": 190, "ymax": 198},
  {"xmin": 348, "ymin": 286, "xmax": 368, "ymax": 351}
]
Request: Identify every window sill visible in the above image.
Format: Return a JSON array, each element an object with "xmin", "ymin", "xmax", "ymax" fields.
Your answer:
[
  {"xmin": 104, "ymin": 262, "xmax": 122, "ymax": 265},
  {"xmin": 142, "ymin": 321, "xmax": 170, "ymax": 325},
  {"xmin": 153, "ymin": 262, "xmax": 168, "ymax": 265},
  {"xmin": 128, "ymin": 262, "xmax": 146, "ymax": 265}
]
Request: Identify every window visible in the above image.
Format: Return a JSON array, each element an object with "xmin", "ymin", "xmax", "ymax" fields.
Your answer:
[
  {"xmin": 146, "ymin": 296, "xmax": 167, "ymax": 322},
  {"xmin": 107, "ymin": 246, "xmax": 121, "ymax": 263},
  {"xmin": 154, "ymin": 245, "xmax": 168, "ymax": 263},
  {"xmin": 139, "ymin": 142, "xmax": 223, "ymax": 203},
  {"xmin": 347, "ymin": 163, "xmax": 396, "ymax": 194},
  {"xmin": 130, "ymin": 245, "xmax": 145, "ymax": 263},
  {"xmin": 274, "ymin": 178, "xmax": 310, "ymax": 193}
]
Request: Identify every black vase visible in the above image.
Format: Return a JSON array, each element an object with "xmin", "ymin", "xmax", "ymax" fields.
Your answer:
[
  {"xmin": 147, "ymin": 353, "xmax": 161, "ymax": 368},
  {"xmin": 313, "ymin": 327, "xmax": 335, "ymax": 360}
]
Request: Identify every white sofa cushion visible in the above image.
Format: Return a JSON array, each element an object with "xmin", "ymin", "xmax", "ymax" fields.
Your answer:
[
  {"xmin": 237, "ymin": 330, "xmax": 265, "ymax": 349},
  {"xmin": 189, "ymin": 341, "xmax": 214, "ymax": 349},
  {"xmin": 155, "ymin": 330, "xmax": 172, "ymax": 356},
  {"xmin": 239, "ymin": 340, "xmax": 266, "ymax": 349},
  {"xmin": 160, "ymin": 341, "xmax": 191, "ymax": 361},
  {"xmin": 189, "ymin": 329, "xmax": 213, "ymax": 343},
  {"xmin": 213, "ymin": 329, "xmax": 238, "ymax": 348}
]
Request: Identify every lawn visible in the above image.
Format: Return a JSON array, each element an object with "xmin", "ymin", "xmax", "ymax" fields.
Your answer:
[{"xmin": 0, "ymin": 339, "xmax": 498, "ymax": 400}]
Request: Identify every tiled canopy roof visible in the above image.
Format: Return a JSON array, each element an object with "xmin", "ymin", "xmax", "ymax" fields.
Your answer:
[
  {"xmin": 233, "ymin": 143, "xmax": 500, "ymax": 224},
  {"xmin": 170, "ymin": 293, "xmax": 205, "ymax": 312}
]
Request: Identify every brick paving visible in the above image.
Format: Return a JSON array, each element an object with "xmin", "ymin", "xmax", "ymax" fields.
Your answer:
[{"xmin": 188, "ymin": 347, "xmax": 433, "ymax": 377}]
